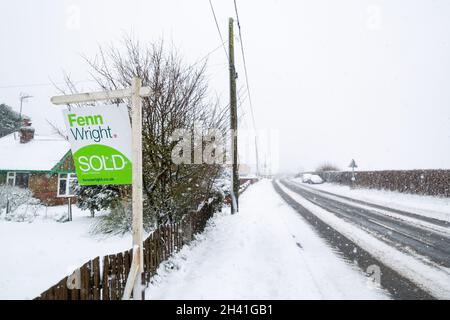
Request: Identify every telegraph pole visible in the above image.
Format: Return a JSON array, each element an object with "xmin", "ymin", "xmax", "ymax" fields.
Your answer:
[{"xmin": 229, "ymin": 17, "xmax": 239, "ymax": 214}]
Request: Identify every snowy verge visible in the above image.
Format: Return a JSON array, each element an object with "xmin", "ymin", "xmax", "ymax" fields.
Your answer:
[
  {"xmin": 290, "ymin": 182, "xmax": 449, "ymax": 237},
  {"xmin": 1, "ymin": 201, "xmax": 72, "ymax": 223},
  {"xmin": 0, "ymin": 206, "xmax": 132, "ymax": 299},
  {"xmin": 292, "ymin": 179, "xmax": 450, "ymax": 223},
  {"xmin": 277, "ymin": 181, "xmax": 450, "ymax": 299},
  {"xmin": 146, "ymin": 180, "xmax": 388, "ymax": 300}
]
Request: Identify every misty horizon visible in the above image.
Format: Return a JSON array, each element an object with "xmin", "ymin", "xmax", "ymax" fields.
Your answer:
[{"xmin": 1, "ymin": 0, "xmax": 449, "ymax": 173}]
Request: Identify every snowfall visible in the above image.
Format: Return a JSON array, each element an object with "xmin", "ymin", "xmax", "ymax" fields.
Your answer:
[
  {"xmin": 277, "ymin": 181, "xmax": 450, "ymax": 299},
  {"xmin": 0, "ymin": 207, "xmax": 132, "ymax": 300},
  {"xmin": 146, "ymin": 180, "xmax": 389, "ymax": 299},
  {"xmin": 1, "ymin": 179, "xmax": 449, "ymax": 299},
  {"xmin": 292, "ymin": 178, "xmax": 450, "ymax": 223}
]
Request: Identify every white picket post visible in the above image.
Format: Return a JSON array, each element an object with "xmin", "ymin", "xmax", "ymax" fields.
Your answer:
[
  {"xmin": 51, "ymin": 78, "xmax": 150, "ymax": 300},
  {"xmin": 131, "ymin": 77, "xmax": 144, "ymax": 299}
]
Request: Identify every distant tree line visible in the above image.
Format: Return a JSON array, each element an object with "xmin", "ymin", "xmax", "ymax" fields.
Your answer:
[
  {"xmin": 315, "ymin": 162, "xmax": 340, "ymax": 173},
  {"xmin": 0, "ymin": 104, "xmax": 25, "ymax": 138}
]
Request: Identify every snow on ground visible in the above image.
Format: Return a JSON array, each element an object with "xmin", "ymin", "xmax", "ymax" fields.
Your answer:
[
  {"xmin": 292, "ymin": 179, "xmax": 450, "ymax": 223},
  {"xmin": 0, "ymin": 206, "xmax": 132, "ymax": 299},
  {"xmin": 277, "ymin": 181, "xmax": 450, "ymax": 299},
  {"xmin": 146, "ymin": 179, "xmax": 389, "ymax": 300},
  {"xmin": 291, "ymin": 181, "xmax": 450, "ymax": 237}
]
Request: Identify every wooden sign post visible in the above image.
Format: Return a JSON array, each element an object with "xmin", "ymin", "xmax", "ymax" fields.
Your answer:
[{"xmin": 51, "ymin": 77, "xmax": 150, "ymax": 300}]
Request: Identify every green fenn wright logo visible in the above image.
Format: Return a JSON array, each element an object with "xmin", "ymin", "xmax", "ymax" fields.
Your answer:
[
  {"xmin": 68, "ymin": 113, "xmax": 113, "ymax": 143},
  {"xmin": 73, "ymin": 144, "xmax": 132, "ymax": 185}
]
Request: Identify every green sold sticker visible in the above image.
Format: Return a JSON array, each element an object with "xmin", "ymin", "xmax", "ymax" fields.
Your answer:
[{"xmin": 63, "ymin": 104, "xmax": 132, "ymax": 185}]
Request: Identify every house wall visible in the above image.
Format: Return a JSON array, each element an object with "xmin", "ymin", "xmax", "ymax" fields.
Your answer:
[
  {"xmin": 57, "ymin": 152, "xmax": 76, "ymax": 172},
  {"xmin": 0, "ymin": 152, "xmax": 77, "ymax": 206},
  {"xmin": 28, "ymin": 173, "xmax": 71, "ymax": 206},
  {"xmin": 0, "ymin": 171, "xmax": 67, "ymax": 205}
]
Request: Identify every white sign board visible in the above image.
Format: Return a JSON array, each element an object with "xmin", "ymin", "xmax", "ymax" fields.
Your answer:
[{"xmin": 63, "ymin": 104, "xmax": 132, "ymax": 185}]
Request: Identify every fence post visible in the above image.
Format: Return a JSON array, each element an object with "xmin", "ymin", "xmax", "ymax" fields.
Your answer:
[{"xmin": 92, "ymin": 257, "xmax": 101, "ymax": 300}]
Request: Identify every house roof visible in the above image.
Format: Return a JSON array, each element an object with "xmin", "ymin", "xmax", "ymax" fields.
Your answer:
[{"xmin": 0, "ymin": 132, "xmax": 71, "ymax": 172}]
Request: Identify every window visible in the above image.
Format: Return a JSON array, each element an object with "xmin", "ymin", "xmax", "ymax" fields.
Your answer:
[
  {"xmin": 6, "ymin": 172, "xmax": 30, "ymax": 188},
  {"xmin": 7, "ymin": 172, "xmax": 15, "ymax": 186},
  {"xmin": 15, "ymin": 173, "xmax": 29, "ymax": 188},
  {"xmin": 57, "ymin": 173, "xmax": 78, "ymax": 197}
]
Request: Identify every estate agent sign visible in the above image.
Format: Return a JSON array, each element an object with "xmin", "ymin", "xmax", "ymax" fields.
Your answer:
[{"xmin": 63, "ymin": 104, "xmax": 132, "ymax": 185}]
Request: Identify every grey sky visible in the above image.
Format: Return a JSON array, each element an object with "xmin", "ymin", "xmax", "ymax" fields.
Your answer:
[{"xmin": 1, "ymin": 0, "xmax": 449, "ymax": 173}]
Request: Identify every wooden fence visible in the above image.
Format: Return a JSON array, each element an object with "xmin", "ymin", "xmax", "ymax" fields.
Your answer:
[{"xmin": 34, "ymin": 200, "xmax": 217, "ymax": 300}]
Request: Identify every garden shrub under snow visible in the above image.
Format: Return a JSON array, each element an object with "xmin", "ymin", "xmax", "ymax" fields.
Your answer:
[{"xmin": 0, "ymin": 185, "xmax": 41, "ymax": 222}]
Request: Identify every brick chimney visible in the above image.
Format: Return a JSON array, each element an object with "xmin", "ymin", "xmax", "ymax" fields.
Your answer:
[
  {"xmin": 20, "ymin": 125, "xmax": 35, "ymax": 144},
  {"xmin": 23, "ymin": 117, "xmax": 32, "ymax": 127}
]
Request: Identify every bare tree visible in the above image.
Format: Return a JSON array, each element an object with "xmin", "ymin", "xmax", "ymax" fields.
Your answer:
[
  {"xmin": 315, "ymin": 162, "xmax": 340, "ymax": 173},
  {"xmin": 61, "ymin": 37, "xmax": 228, "ymax": 228},
  {"xmin": 46, "ymin": 120, "xmax": 68, "ymax": 140}
]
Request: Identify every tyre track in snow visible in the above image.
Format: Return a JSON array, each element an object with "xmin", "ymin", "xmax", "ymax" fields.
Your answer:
[
  {"xmin": 282, "ymin": 180, "xmax": 450, "ymax": 269},
  {"xmin": 273, "ymin": 180, "xmax": 435, "ymax": 300},
  {"xmin": 146, "ymin": 180, "xmax": 388, "ymax": 299},
  {"xmin": 297, "ymin": 182, "xmax": 450, "ymax": 228}
]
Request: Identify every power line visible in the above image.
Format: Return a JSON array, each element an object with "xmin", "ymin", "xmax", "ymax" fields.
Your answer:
[
  {"xmin": 208, "ymin": 0, "xmax": 229, "ymax": 62},
  {"xmin": 0, "ymin": 79, "xmax": 95, "ymax": 90},
  {"xmin": 192, "ymin": 40, "xmax": 229, "ymax": 68},
  {"xmin": 0, "ymin": 43, "xmax": 228, "ymax": 91},
  {"xmin": 233, "ymin": 0, "xmax": 260, "ymax": 175},
  {"xmin": 233, "ymin": 0, "xmax": 256, "ymax": 131}
]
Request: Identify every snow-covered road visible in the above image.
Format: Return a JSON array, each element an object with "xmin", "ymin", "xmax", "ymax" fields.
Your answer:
[
  {"xmin": 146, "ymin": 180, "xmax": 389, "ymax": 299},
  {"xmin": 283, "ymin": 180, "xmax": 450, "ymax": 268},
  {"xmin": 295, "ymin": 179, "xmax": 450, "ymax": 223},
  {"xmin": 277, "ymin": 180, "xmax": 450, "ymax": 299}
]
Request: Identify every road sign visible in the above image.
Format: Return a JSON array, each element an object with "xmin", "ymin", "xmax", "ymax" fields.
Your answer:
[
  {"xmin": 349, "ymin": 159, "xmax": 358, "ymax": 184},
  {"xmin": 349, "ymin": 159, "xmax": 358, "ymax": 169},
  {"xmin": 63, "ymin": 104, "xmax": 132, "ymax": 186}
]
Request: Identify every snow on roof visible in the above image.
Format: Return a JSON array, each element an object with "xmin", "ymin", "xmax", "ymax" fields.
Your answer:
[{"xmin": 0, "ymin": 132, "xmax": 71, "ymax": 171}]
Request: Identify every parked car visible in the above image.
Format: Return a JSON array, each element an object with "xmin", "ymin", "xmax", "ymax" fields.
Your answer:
[{"xmin": 301, "ymin": 174, "xmax": 324, "ymax": 184}]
